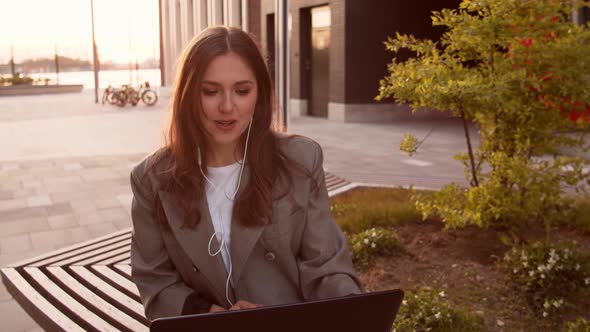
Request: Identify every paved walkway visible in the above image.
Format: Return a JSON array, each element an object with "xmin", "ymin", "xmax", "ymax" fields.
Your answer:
[{"xmin": 0, "ymin": 90, "xmax": 474, "ymax": 331}]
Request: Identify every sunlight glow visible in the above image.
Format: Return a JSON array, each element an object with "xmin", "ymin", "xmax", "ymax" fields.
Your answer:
[{"xmin": 0, "ymin": 0, "xmax": 160, "ymax": 64}]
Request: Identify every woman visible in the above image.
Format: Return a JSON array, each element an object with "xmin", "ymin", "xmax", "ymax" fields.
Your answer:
[{"xmin": 130, "ymin": 26, "xmax": 363, "ymax": 320}]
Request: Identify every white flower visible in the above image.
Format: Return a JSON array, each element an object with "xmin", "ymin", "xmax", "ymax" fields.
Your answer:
[
  {"xmin": 364, "ymin": 238, "xmax": 369, "ymax": 244},
  {"xmin": 513, "ymin": 269, "xmax": 518, "ymax": 274},
  {"xmin": 585, "ymin": 278, "xmax": 590, "ymax": 285},
  {"xmin": 543, "ymin": 311, "xmax": 548, "ymax": 318},
  {"xmin": 523, "ymin": 261, "xmax": 528, "ymax": 268},
  {"xmin": 544, "ymin": 301, "xmax": 550, "ymax": 309},
  {"xmin": 372, "ymin": 232, "xmax": 377, "ymax": 237},
  {"xmin": 402, "ymin": 300, "xmax": 407, "ymax": 306},
  {"xmin": 553, "ymin": 300, "xmax": 560, "ymax": 308},
  {"xmin": 550, "ymin": 249, "xmax": 556, "ymax": 257},
  {"xmin": 434, "ymin": 312, "xmax": 441, "ymax": 320},
  {"xmin": 541, "ymin": 273, "xmax": 545, "ymax": 279},
  {"xmin": 438, "ymin": 291, "xmax": 446, "ymax": 298},
  {"xmin": 529, "ymin": 270, "xmax": 535, "ymax": 277},
  {"xmin": 575, "ymin": 264, "xmax": 581, "ymax": 271},
  {"xmin": 538, "ymin": 265, "xmax": 545, "ymax": 272},
  {"xmin": 371, "ymin": 243, "xmax": 376, "ymax": 249}
]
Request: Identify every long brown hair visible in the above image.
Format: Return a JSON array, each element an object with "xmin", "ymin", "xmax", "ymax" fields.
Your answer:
[{"xmin": 147, "ymin": 26, "xmax": 298, "ymax": 230}]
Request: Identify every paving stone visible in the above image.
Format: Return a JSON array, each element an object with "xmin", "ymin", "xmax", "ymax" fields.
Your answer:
[
  {"xmin": 0, "ymin": 181, "xmax": 22, "ymax": 192},
  {"xmin": 0, "ymin": 207, "xmax": 47, "ymax": 224},
  {"xmin": 63, "ymin": 162, "xmax": 82, "ymax": 171},
  {"xmin": 47, "ymin": 214, "xmax": 78, "ymax": 229},
  {"xmin": 0, "ymin": 190, "xmax": 13, "ymax": 200},
  {"xmin": 13, "ymin": 188, "xmax": 39, "ymax": 199},
  {"xmin": 116, "ymin": 193, "xmax": 133, "ymax": 216},
  {"xmin": 79, "ymin": 168, "xmax": 122, "ymax": 182},
  {"xmin": 0, "ymin": 278, "xmax": 12, "ymax": 302},
  {"xmin": 0, "ymin": 299, "xmax": 38, "ymax": 332},
  {"xmin": 76, "ymin": 212, "xmax": 104, "ymax": 225},
  {"xmin": 95, "ymin": 197, "xmax": 122, "ymax": 210},
  {"xmin": 46, "ymin": 202, "xmax": 73, "ymax": 217},
  {"xmin": 99, "ymin": 208, "xmax": 128, "ymax": 222},
  {"xmin": 49, "ymin": 190, "xmax": 94, "ymax": 203},
  {"xmin": 112, "ymin": 218, "xmax": 132, "ymax": 230},
  {"xmin": 0, "ymin": 217, "xmax": 50, "ymax": 238},
  {"xmin": 25, "ymin": 327, "xmax": 45, "ymax": 332},
  {"xmin": 29, "ymin": 227, "xmax": 91, "ymax": 251},
  {"xmin": 26, "ymin": 195, "xmax": 52, "ymax": 208},
  {"xmin": 87, "ymin": 222, "xmax": 118, "ymax": 238},
  {"xmin": 1, "ymin": 163, "xmax": 20, "ymax": 172},
  {"xmin": 43, "ymin": 175, "xmax": 82, "ymax": 186},
  {"xmin": 0, "ymin": 199, "xmax": 27, "ymax": 212},
  {"xmin": 69, "ymin": 199, "xmax": 96, "ymax": 214},
  {"xmin": 0, "ymin": 248, "xmax": 51, "ymax": 267},
  {"xmin": 20, "ymin": 180, "xmax": 43, "ymax": 190},
  {"xmin": 0, "ymin": 233, "xmax": 31, "ymax": 255}
]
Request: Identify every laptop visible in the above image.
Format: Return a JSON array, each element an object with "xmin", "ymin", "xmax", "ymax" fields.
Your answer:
[{"xmin": 150, "ymin": 289, "xmax": 404, "ymax": 332}]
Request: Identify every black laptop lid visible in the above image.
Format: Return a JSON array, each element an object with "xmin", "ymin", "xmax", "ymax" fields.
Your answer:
[{"xmin": 150, "ymin": 289, "xmax": 404, "ymax": 332}]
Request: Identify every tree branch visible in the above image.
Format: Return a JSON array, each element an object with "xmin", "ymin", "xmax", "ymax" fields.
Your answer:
[{"xmin": 461, "ymin": 108, "xmax": 479, "ymax": 187}]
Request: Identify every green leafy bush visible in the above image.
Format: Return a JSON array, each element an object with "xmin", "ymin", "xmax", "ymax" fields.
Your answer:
[
  {"xmin": 564, "ymin": 317, "xmax": 590, "ymax": 332},
  {"xmin": 377, "ymin": 0, "xmax": 590, "ymax": 234},
  {"xmin": 9, "ymin": 74, "xmax": 33, "ymax": 85},
  {"xmin": 348, "ymin": 227, "xmax": 403, "ymax": 270},
  {"xmin": 501, "ymin": 241, "xmax": 590, "ymax": 317},
  {"xmin": 393, "ymin": 288, "xmax": 484, "ymax": 332},
  {"xmin": 400, "ymin": 133, "xmax": 419, "ymax": 157},
  {"xmin": 568, "ymin": 198, "xmax": 590, "ymax": 235}
]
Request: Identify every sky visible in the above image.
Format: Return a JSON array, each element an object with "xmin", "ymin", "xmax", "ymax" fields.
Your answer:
[{"xmin": 0, "ymin": 0, "xmax": 160, "ymax": 64}]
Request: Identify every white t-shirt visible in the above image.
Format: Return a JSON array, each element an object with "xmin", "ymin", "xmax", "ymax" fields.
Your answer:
[{"xmin": 205, "ymin": 161, "xmax": 241, "ymax": 273}]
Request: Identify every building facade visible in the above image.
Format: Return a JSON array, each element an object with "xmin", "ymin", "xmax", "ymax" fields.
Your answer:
[
  {"xmin": 159, "ymin": 0, "xmax": 464, "ymax": 122},
  {"xmin": 259, "ymin": 0, "xmax": 462, "ymax": 122},
  {"xmin": 159, "ymin": 0, "xmax": 261, "ymax": 87}
]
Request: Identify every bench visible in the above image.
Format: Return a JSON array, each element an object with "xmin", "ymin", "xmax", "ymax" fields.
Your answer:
[{"xmin": 1, "ymin": 172, "xmax": 352, "ymax": 332}]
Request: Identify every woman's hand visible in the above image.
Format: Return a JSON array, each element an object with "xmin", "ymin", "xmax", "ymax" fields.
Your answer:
[
  {"xmin": 229, "ymin": 300, "xmax": 263, "ymax": 311},
  {"xmin": 208, "ymin": 304, "xmax": 226, "ymax": 313}
]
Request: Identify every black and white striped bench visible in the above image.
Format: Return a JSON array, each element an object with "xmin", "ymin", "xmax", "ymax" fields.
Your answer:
[{"xmin": 1, "ymin": 172, "xmax": 351, "ymax": 332}]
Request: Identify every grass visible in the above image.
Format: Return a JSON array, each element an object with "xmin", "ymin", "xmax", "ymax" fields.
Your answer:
[{"xmin": 330, "ymin": 187, "xmax": 422, "ymax": 234}]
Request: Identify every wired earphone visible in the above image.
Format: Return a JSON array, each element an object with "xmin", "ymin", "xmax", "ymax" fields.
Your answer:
[{"xmin": 198, "ymin": 116, "xmax": 253, "ymax": 307}]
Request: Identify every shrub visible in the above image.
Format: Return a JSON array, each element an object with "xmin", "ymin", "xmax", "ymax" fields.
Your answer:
[
  {"xmin": 393, "ymin": 288, "xmax": 485, "ymax": 332},
  {"xmin": 9, "ymin": 74, "xmax": 33, "ymax": 85},
  {"xmin": 377, "ymin": 0, "xmax": 590, "ymax": 235},
  {"xmin": 568, "ymin": 198, "xmax": 590, "ymax": 235},
  {"xmin": 564, "ymin": 317, "xmax": 590, "ymax": 332},
  {"xmin": 348, "ymin": 227, "xmax": 403, "ymax": 271},
  {"xmin": 501, "ymin": 241, "xmax": 590, "ymax": 317}
]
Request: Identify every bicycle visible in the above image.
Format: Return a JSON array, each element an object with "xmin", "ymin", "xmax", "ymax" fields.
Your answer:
[
  {"xmin": 102, "ymin": 85, "xmax": 127, "ymax": 107},
  {"xmin": 128, "ymin": 81, "xmax": 158, "ymax": 106}
]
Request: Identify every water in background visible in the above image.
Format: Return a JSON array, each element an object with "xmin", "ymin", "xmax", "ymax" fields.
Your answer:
[{"xmin": 29, "ymin": 69, "xmax": 161, "ymax": 88}]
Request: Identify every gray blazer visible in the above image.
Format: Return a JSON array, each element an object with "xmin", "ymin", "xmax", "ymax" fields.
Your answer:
[{"xmin": 130, "ymin": 136, "xmax": 363, "ymax": 320}]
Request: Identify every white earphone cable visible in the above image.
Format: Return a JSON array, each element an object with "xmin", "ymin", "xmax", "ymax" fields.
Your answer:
[{"xmin": 201, "ymin": 117, "xmax": 253, "ymax": 307}]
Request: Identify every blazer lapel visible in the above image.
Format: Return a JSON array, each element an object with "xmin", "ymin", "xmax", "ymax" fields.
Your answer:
[
  {"xmin": 229, "ymin": 164, "xmax": 265, "ymax": 286},
  {"xmin": 158, "ymin": 190, "xmax": 232, "ymax": 305}
]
